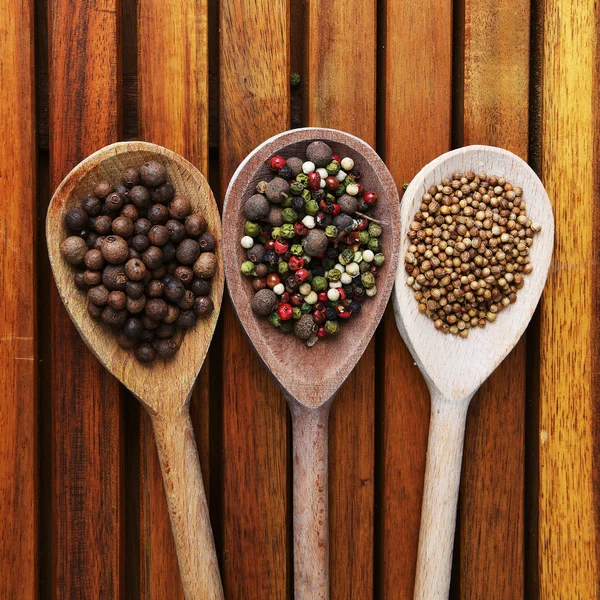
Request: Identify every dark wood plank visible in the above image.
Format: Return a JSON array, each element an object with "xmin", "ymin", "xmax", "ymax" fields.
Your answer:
[
  {"xmin": 137, "ymin": 0, "xmax": 210, "ymax": 596},
  {"xmin": 0, "ymin": 1, "xmax": 38, "ymax": 597},
  {"xmin": 306, "ymin": 2, "xmax": 376, "ymax": 597},
  {"xmin": 219, "ymin": 0, "xmax": 290, "ymax": 596},
  {"xmin": 457, "ymin": 1, "xmax": 530, "ymax": 597},
  {"xmin": 379, "ymin": 1, "xmax": 453, "ymax": 597},
  {"xmin": 537, "ymin": 0, "xmax": 600, "ymax": 596},
  {"xmin": 48, "ymin": 0, "xmax": 124, "ymax": 596}
]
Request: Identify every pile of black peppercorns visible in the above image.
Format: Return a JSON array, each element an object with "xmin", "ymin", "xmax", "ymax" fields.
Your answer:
[{"xmin": 60, "ymin": 160, "xmax": 217, "ymax": 363}]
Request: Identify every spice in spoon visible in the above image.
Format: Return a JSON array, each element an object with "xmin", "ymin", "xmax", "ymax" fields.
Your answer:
[{"xmin": 404, "ymin": 171, "xmax": 541, "ymax": 337}]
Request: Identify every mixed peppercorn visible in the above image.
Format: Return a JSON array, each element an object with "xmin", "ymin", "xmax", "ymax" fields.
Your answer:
[
  {"xmin": 405, "ymin": 171, "xmax": 541, "ymax": 337},
  {"xmin": 60, "ymin": 160, "xmax": 217, "ymax": 363},
  {"xmin": 240, "ymin": 141, "xmax": 385, "ymax": 345}
]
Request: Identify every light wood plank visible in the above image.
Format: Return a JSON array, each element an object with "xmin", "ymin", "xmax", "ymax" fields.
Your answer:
[
  {"xmin": 306, "ymin": 1, "xmax": 376, "ymax": 596},
  {"xmin": 379, "ymin": 0, "xmax": 452, "ymax": 596},
  {"xmin": 48, "ymin": 0, "xmax": 124, "ymax": 596},
  {"xmin": 220, "ymin": 0, "xmax": 290, "ymax": 596},
  {"xmin": 137, "ymin": 0, "xmax": 210, "ymax": 596},
  {"xmin": 0, "ymin": 0, "xmax": 37, "ymax": 597},
  {"xmin": 538, "ymin": 0, "xmax": 599, "ymax": 596}
]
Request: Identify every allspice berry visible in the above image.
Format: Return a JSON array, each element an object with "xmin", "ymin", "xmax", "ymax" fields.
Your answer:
[
  {"xmin": 111, "ymin": 216, "xmax": 134, "ymax": 238},
  {"xmin": 126, "ymin": 280, "xmax": 145, "ymax": 299},
  {"xmin": 251, "ymin": 288, "xmax": 277, "ymax": 316},
  {"xmin": 101, "ymin": 235, "xmax": 129, "ymax": 264},
  {"xmin": 176, "ymin": 310, "xmax": 197, "ymax": 329},
  {"xmin": 88, "ymin": 284, "xmax": 110, "ymax": 306},
  {"xmin": 164, "ymin": 304, "xmax": 180, "ymax": 324},
  {"xmin": 150, "ymin": 182, "xmax": 175, "ymax": 204},
  {"xmin": 87, "ymin": 302, "xmax": 103, "ymax": 319},
  {"xmin": 102, "ymin": 305, "xmax": 127, "ymax": 328},
  {"xmin": 81, "ymin": 195, "xmax": 102, "ymax": 216},
  {"xmin": 178, "ymin": 289, "xmax": 195, "ymax": 310},
  {"xmin": 120, "ymin": 204, "xmax": 139, "ymax": 221},
  {"xmin": 244, "ymin": 194, "xmax": 270, "ymax": 220},
  {"xmin": 174, "ymin": 265, "xmax": 194, "ymax": 286},
  {"xmin": 126, "ymin": 295, "xmax": 146, "ymax": 314},
  {"xmin": 148, "ymin": 225, "xmax": 169, "ymax": 246},
  {"xmin": 61, "ymin": 236, "xmax": 88, "ymax": 265},
  {"xmin": 130, "ymin": 185, "xmax": 150, "ymax": 208},
  {"xmin": 303, "ymin": 229, "xmax": 328, "ymax": 257},
  {"xmin": 83, "ymin": 270, "xmax": 102, "ymax": 286},
  {"xmin": 169, "ymin": 196, "xmax": 192, "ymax": 220},
  {"xmin": 145, "ymin": 298, "xmax": 168, "ymax": 321},
  {"xmin": 176, "ymin": 239, "xmax": 201, "ymax": 265},
  {"xmin": 146, "ymin": 279, "xmax": 164, "ymax": 298},
  {"xmin": 123, "ymin": 166, "xmax": 140, "ymax": 188},
  {"xmin": 193, "ymin": 252, "xmax": 217, "ymax": 278},
  {"xmin": 268, "ymin": 206, "xmax": 284, "ymax": 227},
  {"xmin": 94, "ymin": 215, "xmax": 113, "ymax": 235},
  {"xmin": 194, "ymin": 296, "xmax": 214, "ymax": 317},
  {"xmin": 306, "ymin": 141, "xmax": 333, "ymax": 167},
  {"xmin": 333, "ymin": 213, "xmax": 354, "ymax": 231},
  {"xmin": 166, "ymin": 219, "xmax": 186, "ymax": 243},
  {"xmin": 65, "ymin": 207, "xmax": 89, "ymax": 231},
  {"xmin": 155, "ymin": 338, "xmax": 178, "ymax": 358},
  {"xmin": 125, "ymin": 258, "xmax": 147, "ymax": 281},
  {"xmin": 84, "ymin": 249, "xmax": 105, "ymax": 270},
  {"xmin": 140, "ymin": 160, "xmax": 167, "ymax": 187},
  {"xmin": 136, "ymin": 343, "xmax": 156, "ymax": 364},
  {"xmin": 190, "ymin": 277, "xmax": 210, "ymax": 296},
  {"xmin": 156, "ymin": 322, "xmax": 176, "ymax": 339},
  {"xmin": 198, "ymin": 232, "xmax": 216, "ymax": 252},
  {"xmin": 294, "ymin": 314, "xmax": 317, "ymax": 340},
  {"xmin": 185, "ymin": 213, "xmax": 206, "ymax": 237},
  {"xmin": 338, "ymin": 194, "xmax": 358, "ymax": 215},
  {"xmin": 134, "ymin": 217, "xmax": 152, "ymax": 236},
  {"xmin": 148, "ymin": 204, "xmax": 169, "ymax": 225},
  {"xmin": 142, "ymin": 246, "xmax": 163, "ymax": 269},
  {"xmin": 102, "ymin": 264, "xmax": 128, "ymax": 291},
  {"xmin": 286, "ymin": 157, "xmax": 303, "ymax": 177},
  {"xmin": 106, "ymin": 192, "xmax": 124, "ymax": 213},
  {"xmin": 164, "ymin": 279, "xmax": 185, "ymax": 303},
  {"xmin": 108, "ymin": 290, "xmax": 127, "ymax": 310},
  {"xmin": 132, "ymin": 234, "xmax": 150, "ymax": 252},
  {"xmin": 265, "ymin": 177, "xmax": 290, "ymax": 203},
  {"xmin": 93, "ymin": 180, "xmax": 113, "ymax": 198},
  {"xmin": 122, "ymin": 317, "xmax": 143, "ymax": 339}
]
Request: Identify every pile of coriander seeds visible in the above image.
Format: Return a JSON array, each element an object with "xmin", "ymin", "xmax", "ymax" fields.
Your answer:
[
  {"xmin": 404, "ymin": 171, "xmax": 541, "ymax": 337},
  {"xmin": 60, "ymin": 160, "xmax": 217, "ymax": 363}
]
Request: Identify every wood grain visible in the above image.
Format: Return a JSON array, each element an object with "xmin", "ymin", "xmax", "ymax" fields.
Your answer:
[
  {"xmin": 0, "ymin": 0, "xmax": 37, "ymax": 597},
  {"xmin": 459, "ymin": 1, "xmax": 530, "ymax": 596},
  {"xmin": 538, "ymin": 0, "xmax": 600, "ymax": 596},
  {"xmin": 379, "ymin": 1, "xmax": 452, "ymax": 596},
  {"xmin": 137, "ymin": 1, "xmax": 210, "ymax": 596},
  {"xmin": 48, "ymin": 0, "xmax": 124, "ymax": 596},
  {"xmin": 306, "ymin": 3, "xmax": 377, "ymax": 595},
  {"xmin": 219, "ymin": 1, "xmax": 290, "ymax": 597}
]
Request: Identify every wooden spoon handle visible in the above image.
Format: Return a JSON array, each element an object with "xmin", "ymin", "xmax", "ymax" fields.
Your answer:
[
  {"xmin": 414, "ymin": 391, "xmax": 471, "ymax": 600},
  {"xmin": 289, "ymin": 400, "xmax": 331, "ymax": 600},
  {"xmin": 151, "ymin": 409, "xmax": 223, "ymax": 600}
]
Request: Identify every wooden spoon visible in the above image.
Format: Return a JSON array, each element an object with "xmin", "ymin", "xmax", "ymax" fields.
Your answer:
[
  {"xmin": 223, "ymin": 127, "xmax": 401, "ymax": 598},
  {"xmin": 393, "ymin": 145, "xmax": 554, "ymax": 599},
  {"xmin": 47, "ymin": 141, "xmax": 224, "ymax": 600}
]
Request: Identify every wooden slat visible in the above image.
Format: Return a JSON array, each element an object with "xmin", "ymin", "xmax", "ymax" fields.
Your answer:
[
  {"xmin": 306, "ymin": 2, "xmax": 376, "ymax": 597},
  {"xmin": 48, "ymin": 1, "xmax": 124, "ymax": 597},
  {"xmin": 219, "ymin": 1, "xmax": 290, "ymax": 597},
  {"xmin": 458, "ymin": 1, "xmax": 530, "ymax": 597},
  {"xmin": 137, "ymin": 1, "xmax": 210, "ymax": 597},
  {"xmin": 0, "ymin": 0, "xmax": 37, "ymax": 597},
  {"xmin": 379, "ymin": 1, "xmax": 453, "ymax": 597},
  {"xmin": 538, "ymin": 1, "xmax": 599, "ymax": 597}
]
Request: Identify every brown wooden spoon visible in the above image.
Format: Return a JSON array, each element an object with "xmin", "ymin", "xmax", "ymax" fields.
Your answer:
[
  {"xmin": 223, "ymin": 128, "xmax": 401, "ymax": 598},
  {"xmin": 47, "ymin": 141, "xmax": 224, "ymax": 600}
]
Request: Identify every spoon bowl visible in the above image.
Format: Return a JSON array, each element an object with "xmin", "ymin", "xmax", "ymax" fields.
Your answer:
[
  {"xmin": 393, "ymin": 145, "xmax": 554, "ymax": 599},
  {"xmin": 47, "ymin": 141, "xmax": 224, "ymax": 599},
  {"xmin": 223, "ymin": 127, "xmax": 401, "ymax": 597}
]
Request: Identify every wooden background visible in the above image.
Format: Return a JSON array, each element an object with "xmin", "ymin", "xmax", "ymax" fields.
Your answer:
[{"xmin": 0, "ymin": 0, "xmax": 598, "ymax": 597}]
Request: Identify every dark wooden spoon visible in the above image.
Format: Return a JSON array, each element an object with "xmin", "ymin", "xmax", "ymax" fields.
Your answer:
[
  {"xmin": 47, "ymin": 141, "xmax": 224, "ymax": 599},
  {"xmin": 223, "ymin": 128, "xmax": 401, "ymax": 599}
]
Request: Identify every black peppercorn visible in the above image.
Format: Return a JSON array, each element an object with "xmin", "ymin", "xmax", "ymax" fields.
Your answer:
[
  {"xmin": 140, "ymin": 160, "xmax": 167, "ymax": 187},
  {"xmin": 169, "ymin": 196, "xmax": 192, "ymax": 220},
  {"xmin": 65, "ymin": 207, "xmax": 89, "ymax": 232},
  {"xmin": 106, "ymin": 192, "xmax": 124, "ymax": 213},
  {"xmin": 155, "ymin": 338, "xmax": 178, "ymax": 359},
  {"xmin": 145, "ymin": 298, "xmax": 168, "ymax": 321},
  {"xmin": 176, "ymin": 239, "xmax": 201, "ymax": 265},
  {"xmin": 123, "ymin": 319, "xmax": 143, "ymax": 339},
  {"xmin": 156, "ymin": 322, "xmax": 176, "ymax": 339},
  {"xmin": 190, "ymin": 277, "xmax": 210, "ymax": 296},
  {"xmin": 123, "ymin": 166, "xmax": 140, "ymax": 188},
  {"xmin": 111, "ymin": 216, "xmax": 134, "ymax": 238},
  {"xmin": 102, "ymin": 264, "xmax": 127, "ymax": 291},
  {"xmin": 142, "ymin": 246, "xmax": 163, "ymax": 269},
  {"xmin": 325, "ymin": 307, "xmax": 337, "ymax": 321},
  {"xmin": 349, "ymin": 300, "xmax": 362, "ymax": 314},
  {"xmin": 94, "ymin": 215, "xmax": 113, "ymax": 235},
  {"xmin": 193, "ymin": 296, "xmax": 214, "ymax": 317},
  {"xmin": 87, "ymin": 301, "xmax": 103, "ymax": 319},
  {"xmin": 148, "ymin": 204, "xmax": 169, "ymax": 225},
  {"xmin": 263, "ymin": 249, "xmax": 279, "ymax": 268},
  {"xmin": 148, "ymin": 225, "xmax": 169, "ymax": 246},
  {"xmin": 102, "ymin": 305, "xmax": 127, "ymax": 328},
  {"xmin": 82, "ymin": 195, "xmax": 102, "ymax": 216},
  {"xmin": 150, "ymin": 181, "xmax": 176, "ymax": 205},
  {"xmin": 177, "ymin": 310, "xmax": 197, "ymax": 329},
  {"xmin": 164, "ymin": 279, "xmax": 185, "ymax": 303},
  {"xmin": 291, "ymin": 197, "xmax": 304, "ymax": 213},
  {"xmin": 185, "ymin": 213, "xmax": 206, "ymax": 237},
  {"xmin": 130, "ymin": 185, "xmax": 151, "ymax": 208},
  {"xmin": 166, "ymin": 219, "xmax": 186, "ymax": 243},
  {"xmin": 278, "ymin": 165, "xmax": 292, "ymax": 180},
  {"xmin": 93, "ymin": 180, "xmax": 113, "ymax": 198},
  {"xmin": 146, "ymin": 280, "xmax": 164, "ymax": 298},
  {"xmin": 136, "ymin": 343, "xmax": 156, "ymax": 363}
]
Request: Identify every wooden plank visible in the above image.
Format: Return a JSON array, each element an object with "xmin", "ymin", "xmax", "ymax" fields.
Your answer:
[
  {"xmin": 538, "ymin": 1, "xmax": 599, "ymax": 597},
  {"xmin": 306, "ymin": 2, "xmax": 376, "ymax": 597},
  {"xmin": 48, "ymin": 0, "xmax": 124, "ymax": 597},
  {"xmin": 379, "ymin": 0, "xmax": 453, "ymax": 597},
  {"xmin": 137, "ymin": 1, "xmax": 210, "ymax": 596},
  {"xmin": 458, "ymin": 1, "xmax": 530, "ymax": 597},
  {"xmin": 219, "ymin": 0, "xmax": 290, "ymax": 596},
  {"xmin": 0, "ymin": 1, "xmax": 37, "ymax": 597}
]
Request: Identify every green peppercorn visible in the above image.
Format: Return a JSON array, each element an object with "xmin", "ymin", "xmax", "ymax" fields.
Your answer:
[
  {"xmin": 305, "ymin": 200, "xmax": 319, "ymax": 216},
  {"xmin": 241, "ymin": 261, "xmax": 256, "ymax": 276},
  {"xmin": 292, "ymin": 307, "xmax": 302, "ymax": 320},
  {"xmin": 281, "ymin": 196, "xmax": 292, "ymax": 208},
  {"xmin": 290, "ymin": 244, "xmax": 303, "ymax": 256},
  {"xmin": 326, "ymin": 161, "xmax": 340, "ymax": 175},
  {"xmin": 268, "ymin": 312, "xmax": 281, "ymax": 327},
  {"xmin": 258, "ymin": 234, "xmax": 270, "ymax": 245},
  {"xmin": 296, "ymin": 173, "xmax": 309, "ymax": 185},
  {"xmin": 244, "ymin": 221, "xmax": 261, "ymax": 237},
  {"xmin": 271, "ymin": 227, "xmax": 282, "ymax": 239},
  {"xmin": 373, "ymin": 253, "xmax": 385, "ymax": 267},
  {"xmin": 280, "ymin": 224, "xmax": 295, "ymax": 239},
  {"xmin": 326, "ymin": 193, "xmax": 336, "ymax": 202},
  {"xmin": 327, "ymin": 268, "xmax": 342, "ymax": 282},
  {"xmin": 300, "ymin": 302, "xmax": 311, "ymax": 313},
  {"xmin": 368, "ymin": 222, "xmax": 383, "ymax": 237},
  {"xmin": 354, "ymin": 251, "xmax": 363, "ymax": 264},
  {"xmin": 338, "ymin": 248, "xmax": 354, "ymax": 265},
  {"xmin": 333, "ymin": 185, "xmax": 346, "ymax": 197},
  {"xmin": 368, "ymin": 237, "xmax": 381, "ymax": 252},
  {"xmin": 361, "ymin": 272, "xmax": 376, "ymax": 289},
  {"xmin": 325, "ymin": 225, "xmax": 338, "ymax": 238},
  {"xmin": 278, "ymin": 261, "xmax": 289, "ymax": 275},
  {"xmin": 325, "ymin": 320, "xmax": 339, "ymax": 335},
  {"xmin": 358, "ymin": 231, "xmax": 370, "ymax": 245},
  {"xmin": 290, "ymin": 182, "xmax": 305, "ymax": 195},
  {"xmin": 322, "ymin": 258, "xmax": 335, "ymax": 270},
  {"xmin": 282, "ymin": 207, "xmax": 298, "ymax": 223},
  {"xmin": 311, "ymin": 276, "xmax": 327, "ymax": 292},
  {"xmin": 301, "ymin": 189, "xmax": 312, "ymax": 203},
  {"xmin": 359, "ymin": 261, "xmax": 371, "ymax": 274}
]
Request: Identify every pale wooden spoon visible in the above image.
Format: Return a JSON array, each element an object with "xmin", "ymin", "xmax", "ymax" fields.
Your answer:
[
  {"xmin": 47, "ymin": 141, "xmax": 224, "ymax": 600},
  {"xmin": 223, "ymin": 128, "xmax": 401, "ymax": 599},
  {"xmin": 393, "ymin": 145, "xmax": 554, "ymax": 599}
]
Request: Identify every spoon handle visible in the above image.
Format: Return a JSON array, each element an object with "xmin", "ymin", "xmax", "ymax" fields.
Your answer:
[
  {"xmin": 151, "ymin": 408, "xmax": 223, "ymax": 600},
  {"xmin": 289, "ymin": 400, "xmax": 331, "ymax": 600},
  {"xmin": 414, "ymin": 390, "xmax": 471, "ymax": 600}
]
